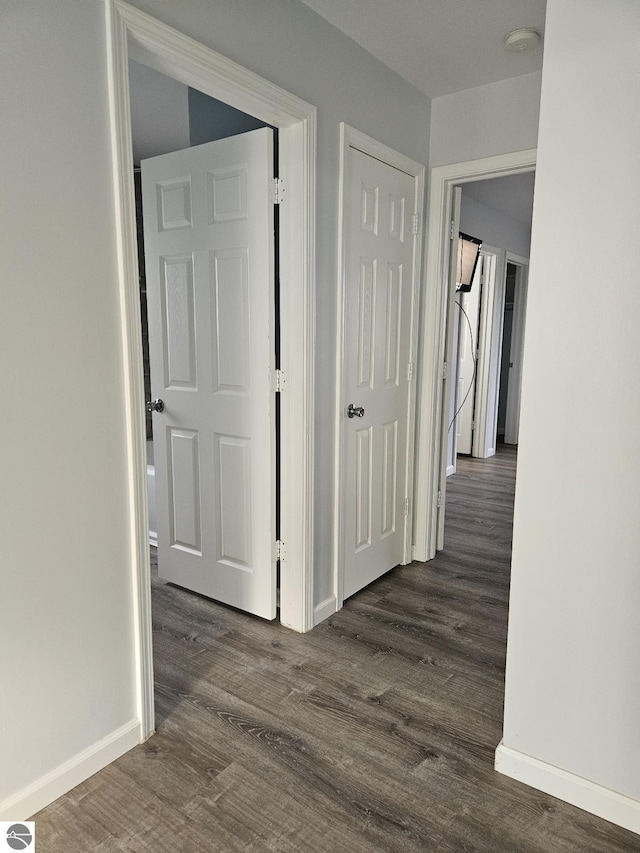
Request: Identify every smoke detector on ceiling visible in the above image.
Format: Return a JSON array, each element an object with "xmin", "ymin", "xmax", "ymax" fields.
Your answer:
[{"xmin": 504, "ymin": 28, "xmax": 542, "ymax": 53}]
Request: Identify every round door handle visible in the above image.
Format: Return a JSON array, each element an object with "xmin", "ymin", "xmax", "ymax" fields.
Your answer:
[
  {"xmin": 347, "ymin": 403, "xmax": 365, "ymax": 419},
  {"xmin": 146, "ymin": 398, "xmax": 164, "ymax": 413}
]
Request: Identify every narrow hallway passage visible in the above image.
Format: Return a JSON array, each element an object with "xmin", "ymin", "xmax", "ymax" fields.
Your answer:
[{"xmin": 34, "ymin": 447, "xmax": 640, "ymax": 852}]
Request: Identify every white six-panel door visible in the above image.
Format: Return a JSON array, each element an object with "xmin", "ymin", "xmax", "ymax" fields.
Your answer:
[
  {"xmin": 141, "ymin": 128, "xmax": 277, "ymax": 620},
  {"xmin": 342, "ymin": 146, "xmax": 417, "ymax": 600}
]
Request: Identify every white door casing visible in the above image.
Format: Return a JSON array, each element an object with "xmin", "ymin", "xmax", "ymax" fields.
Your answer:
[
  {"xmin": 142, "ymin": 129, "xmax": 277, "ymax": 620},
  {"xmin": 336, "ymin": 127, "xmax": 424, "ymax": 604}
]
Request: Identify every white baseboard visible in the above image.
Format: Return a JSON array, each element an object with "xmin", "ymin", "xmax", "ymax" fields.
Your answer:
[
  {"xmin": 149, "ymin": 532, "xmax": 157, "ymax": 548},
  {"xmin": 446, "ymin": 464, "xmax": 456, "ymax": 477},
  {"xmin": 314, "ymin": 595, "xmax": 337, "ymax": 626},
  {"xmin": 0, "ymin": 719, "xmax": 140, "ymax": 821},
  {"xmin": 495, "ymin": 741, "xmax": 640, "ymax": 837}
]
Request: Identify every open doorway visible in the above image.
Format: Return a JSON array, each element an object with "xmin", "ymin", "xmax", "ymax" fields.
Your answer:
[
  {"xmin": 447, "ymin": 174, "xmax": 533, "ymax": 467},
  {"xmin": 106, "ymin": 3, "xmax": 317, "ymax": 737},
  {"xmin": 441, "ymin": 173, "xmax": 534, "ymax": 552},
  {"xmin": 414, "ymin": 151, "xmax": 536, "ymax": 563},
  {"xmin": 129, "ymin": 60, "xmax": 281, "ymax": 619}
]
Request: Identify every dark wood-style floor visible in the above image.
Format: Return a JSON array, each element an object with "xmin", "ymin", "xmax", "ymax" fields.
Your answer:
[{"xmin": 35, "ymin": 448, "xmax": 640, "ymax": 851}]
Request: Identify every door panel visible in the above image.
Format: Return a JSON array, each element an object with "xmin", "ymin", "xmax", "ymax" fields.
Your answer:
[
  {"xmin": 142, "ymin": 128, "xmax": 276, "ymax": 620},
  {"xmin": 162, "ymin": 254, "xmax": 196, "ymax": 388},
  {"xmin": 343, "ymin": 147, "xmax": 416, "ymax": 600},
  {"xmin": 168, "ymin": 428, "xmax": 201, "ymax": 553}
]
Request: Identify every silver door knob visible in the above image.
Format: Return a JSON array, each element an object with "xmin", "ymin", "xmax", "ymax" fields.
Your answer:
[
  {"xmin": 347, "ymin": 403, "xmax": 365, "ymax": 419},
  {"xmin": 146, "ymin": 398, "xmax": 164, "ymax": 413}
]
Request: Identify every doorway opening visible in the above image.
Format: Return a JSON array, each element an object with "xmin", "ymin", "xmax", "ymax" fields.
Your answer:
[
  {"xmin": 414, "ymin": 150, "xmax": 536, "ymax": 563},
  {"xmin": 106, "ymin": 0, "xmax": 317, "ymax": 738},
  {"xmin": 442, "ymin": 176, "xmax": 533, "ymax": 542},
  {"xmin": 448, "ymin": 174, "xmax": 533, "ymax": 466},
  {"xmin": 129, "ymin": 60, "xmax": 281, "ymax": 617}
]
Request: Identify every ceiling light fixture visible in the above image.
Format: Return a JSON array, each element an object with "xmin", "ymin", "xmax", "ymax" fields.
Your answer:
[{"xmin": 504, "ymin": 28, "xmax": 542, "ymax": 53}]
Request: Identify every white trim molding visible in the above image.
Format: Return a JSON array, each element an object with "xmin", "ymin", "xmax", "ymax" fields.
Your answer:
[
  {"xmin": 0, "ymin": 720, "xmax": 139, "ymax": 821},
  {"xmin": 333, "ymin": 123, "xmax": 425, "ymax": 613},
  {"xmin": 105, "ymin": 0, "xmax": 317, "ymax": 738},
  {"xmin": 413, "ymin": 149, "xmax": 536, "ymax": 563},
  {"xmin": 496, "ymin": 741, "xmax": 640, "ymax": 837}
]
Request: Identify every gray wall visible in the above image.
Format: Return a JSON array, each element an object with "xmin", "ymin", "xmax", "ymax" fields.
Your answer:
[
  {"xmin": 188, "ymin": 89, "xmax": 269, "ymax": 145},
  {"xmin": 430, "ymin": 71, "xmax": 542, "ymax": 168},
  {"xmin": 1, "ymin": 0, "xmax": 136, "ymax": 808},
  {"xmin": 502, "ymin": 0, "xmax": 640, "ymax": 810},
  {"xmin": 460, "ymin": 193, "xmax": 531, "ymax": 259},
  {"xmin": 129, "ymin": 59, "xmax": 190, "ymax": 163}
]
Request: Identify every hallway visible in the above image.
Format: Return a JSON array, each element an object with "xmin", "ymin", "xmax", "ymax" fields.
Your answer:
[{"xmin": 34, "ymin": 448, "xmax": 640, "ymax": 851}]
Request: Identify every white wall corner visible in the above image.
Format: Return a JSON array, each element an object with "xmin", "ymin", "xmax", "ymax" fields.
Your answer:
[
  {"xmin": 0, "ymin": 720, "xmax": 140, "ymax": 821},
  {"xmin": 495, "ymin": 741, "xmax": 640, "ymax": 837}
]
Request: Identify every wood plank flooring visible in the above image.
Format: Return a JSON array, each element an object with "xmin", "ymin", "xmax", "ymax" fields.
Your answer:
[{"xmin": 34, "ymin": 447, "xmax": 640, "ymax": 851}]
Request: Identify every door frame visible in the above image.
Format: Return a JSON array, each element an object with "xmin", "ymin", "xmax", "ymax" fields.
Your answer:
[
  {"xmin": 504, "ymin": 254, "xmax": 530, "ymax": 444},
  {"xmin": 413, "ymin": 150, "xmax": 536, "ymax": 562},
  {"xmin": 332, "ymin": 124, "xmax": 425, "ymax": 615},
  {"xmin": 105, "ymin": 0, "xmax": 317, "ymax": 739}
]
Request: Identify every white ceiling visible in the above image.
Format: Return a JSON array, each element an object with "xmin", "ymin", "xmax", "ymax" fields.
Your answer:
[
  {"xmin": 299, "ymin": 0, "xmax": 546, "ymax": 98},
  {"xmin": 463, "ymin": 172, "xmax": 536, "ymax": 228}
]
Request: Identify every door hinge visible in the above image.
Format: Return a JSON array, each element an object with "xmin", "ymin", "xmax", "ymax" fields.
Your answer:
[
  {"xmin": 412, "ymin": 213, "xmax": 420, "ymax": 235},
  {"xmin": 437, "ymin": 490, "xmax": 443, "ymax": 508},
  {"xmin": 442, "ymin": 361, "xmax": 448, "ymax": 380},
  {"xmin": 403, "ymin": 497, "xmax": 410, "ymax": 516},
  {"xmin": 272, "ymin": 368, "xmax": 286, "ymax": 393},
  {"xmin": 450, "ymin": 220, "xmax": 456, "ymax": 240},
  {"xmin": 407, "ymin": 362, "xmax": 414, "ymax": 381},
  {"xmin": 273, "ymin": 177, "xmax": 285, "ymax": 205},
  {"xmin": 471, "ymin": 420, "xmax": 476, "ymax": 431},
  {"xmin": 273, "ymin": 539, "xmax": 286, "ymax": 562}
]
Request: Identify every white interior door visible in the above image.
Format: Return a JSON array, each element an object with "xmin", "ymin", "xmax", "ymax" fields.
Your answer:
[
  {"xmin": 455, "ymin": 259, "xmax": 482, "ymax": 454},
  {"xmin": 142, "ymin": 128, "xmax": 277, "ymax": 620},
  {"xmin": 342, "ymin": 146, "xmax": 417, "ymax": 600}
]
